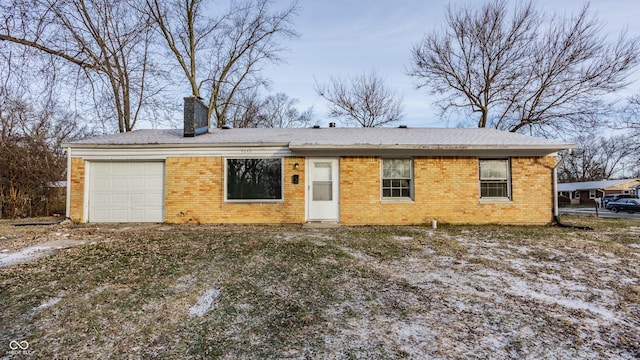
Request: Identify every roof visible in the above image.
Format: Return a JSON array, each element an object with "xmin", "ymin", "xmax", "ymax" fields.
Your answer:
[
  {"xmin": 557, "ymin": 179, "xmax": 640, "ymax": 192},
  {"xmin": 65, "ymin": 127, "xmax": 572, "ymax": 156}
]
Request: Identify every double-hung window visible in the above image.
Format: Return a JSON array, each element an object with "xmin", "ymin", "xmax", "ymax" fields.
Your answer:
[
  {"xmin": 479, "ymin": 159, "xmax": 511, "ymax": 199},
  {"xmin": 226, "ymin": 158, "xmax": 283, "ymax": 201},
  {"xmin": 382, "ymin": 158, "xmax": 413, "ymax": 199}
]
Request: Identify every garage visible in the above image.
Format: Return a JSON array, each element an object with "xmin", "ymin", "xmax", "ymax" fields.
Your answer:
[{"xmin": 88, "ymin": 162, "xmax": 164, "ymax": 222}]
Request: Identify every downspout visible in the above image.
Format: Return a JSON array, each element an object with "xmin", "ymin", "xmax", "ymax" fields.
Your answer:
[
  {"xmin": 65, "ymin": 146, "xmax": 71, "ymax": 219},
  {"xmin": 553, "ymin": 149, "xmax": 572, "ymax": 218},
  {"xmin": 597, "ymin": 189, "xmax": 606, "ymax": 209},
  {"xmin": 553, "ymin": 149, "xmax": 592, "ymax": 230}
]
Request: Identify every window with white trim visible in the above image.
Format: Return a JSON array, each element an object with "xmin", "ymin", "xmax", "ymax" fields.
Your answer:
[
  {"xmin": 479, "ymin": 159, "xmax": 511, "ymax": 199},
  {"xmin": 226, "ymin": 158, "xmax": 283, "ymax": 201},
  {"xmin": 589, "ymin": 190, "xmax": 596, "ymax": 199},
  {"xmin": 382, "ymin": 159, "xmax": 412, "ymax": 199}
]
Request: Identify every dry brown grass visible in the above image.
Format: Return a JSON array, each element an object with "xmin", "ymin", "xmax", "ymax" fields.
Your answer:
[{"xmin": 1, "ymin": 217, "xmax": 639, "ymax": 358}]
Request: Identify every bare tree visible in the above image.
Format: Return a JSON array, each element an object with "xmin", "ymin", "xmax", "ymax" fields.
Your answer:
[
  {"xmin": 408, "ymin": 0, "xmax": 639, "ymax": 136},
  {"xmin": 256, "ymin": 93, "xmax": 313, "ymax": 128},
  {"xmin": 622, "ymin": 94, "xmax": 640, "ymax": 136},
  {"xmin": 227, "ymin": 89, "xmax": 264, "ymax": 128},
  {"xmin": 227, "ymin": 91, "xmax": 313, "ymax": 128},
  {"xmin": 0, "ymin": 0, "xmax": 162, "ymax": 133},
  {"xmin": 0, "ymin": 55, "xmax": 91, "ymax": 218},
  {"xmin": 558, "ymin": 134, "xmax": 638, "ymax": 182},
  {"xmin": 315, "ymin": 71, "xmax": 404, "ymax": 127},
  {"xmin": 144, "ymin": 0, "xmax": 299, "ymax": 128}
]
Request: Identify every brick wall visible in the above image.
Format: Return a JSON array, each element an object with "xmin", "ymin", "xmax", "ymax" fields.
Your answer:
[
  {"xmin": 164, "ymin": 156, "xmax": 305, "ymax": 224},
  {"xmin": 340, "ymin": 156, "xmax": 555, "ymax": 225},
  {"xmin": 68, "ymin": 154, "xmax": 554, "ymax": 225},
  {"xmin": 68, "ymin": 158, "xmax": 85, "ymax": 221}
]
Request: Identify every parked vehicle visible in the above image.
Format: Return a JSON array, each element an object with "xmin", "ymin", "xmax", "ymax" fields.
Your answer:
[
  {"xmin": 602, "ymin": 194, "xmax": 635, "ymax": 207},
  {"xmin": 606, "ymin": 198, "xmax": 640, "ymax": 213}
]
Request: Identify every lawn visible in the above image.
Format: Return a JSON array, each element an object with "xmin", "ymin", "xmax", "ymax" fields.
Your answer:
[{"xmin": 1, "ymin": 217, "xmax": 639, "ymax": 359}]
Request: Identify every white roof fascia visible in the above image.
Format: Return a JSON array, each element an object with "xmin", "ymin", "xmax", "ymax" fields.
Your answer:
[
  {"xmin": 68, "ymin": 144, "xmax": 565, "ymax": 159},
  {"xmin": 65, "ymin": 127, "xmax": 574, "ymax": 158},
  {"xmin": 66, "ymin": 142, "xmax": 290, "ymax": 149},
  {"xmin": 70, "ymin": 145, "xmax": 292, "ymax": 160},
  {"xmin": 289, "ymin": 145, "xmax": 564, "ymax": 157}
]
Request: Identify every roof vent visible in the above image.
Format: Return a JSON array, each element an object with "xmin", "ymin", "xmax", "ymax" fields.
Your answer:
[
  {"xmin": 329, "ymin": 122, "xmax": 336, "ymax": 128},
  {"xmin": 398, "ymin": 125, "xmax": 407, "ymax": 128}
]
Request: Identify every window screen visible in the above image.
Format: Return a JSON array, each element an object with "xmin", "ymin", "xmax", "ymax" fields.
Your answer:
[
  {"xmin": 382, "ymin": 159, "xmax": 412, "ymax": 198},
  {"xmin": 479, "ymin": 159, "xmax": 510, "ymax": 198}
]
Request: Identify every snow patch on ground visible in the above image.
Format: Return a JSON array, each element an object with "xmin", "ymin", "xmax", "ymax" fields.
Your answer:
[
  {"xmin": 188, "ymin": 287, "xmax": 221, "ymax": 317},
  {"xmin": 35, "ymin": 297, "xmax": 61, "ymax": 312},
  {"xmin": 0, "ymin": 239, "xmax": 87, "ymax": 267},
  {"xmin": 329, "ymin": 232, "xmax": 640, "ymax": 359},
  {"xmin": 505, "ymin": 273, "xmax": 617, "ymax": 320},
  {"xmin": 0, "ymin": 245, "xmax": 52, "ymax": 267}
]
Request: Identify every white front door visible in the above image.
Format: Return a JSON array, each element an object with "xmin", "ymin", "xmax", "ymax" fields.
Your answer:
[{"xmin": 307, "ymin": 158, "xmax": 339, "ymax": 221}]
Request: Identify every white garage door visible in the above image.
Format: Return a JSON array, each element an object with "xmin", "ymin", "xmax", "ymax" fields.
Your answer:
[{"xmin": 88, "ymin": 162, "xmax": 164, "ymax": 222}]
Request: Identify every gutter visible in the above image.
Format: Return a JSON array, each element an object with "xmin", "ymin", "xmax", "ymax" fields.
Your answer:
[
  {"xmin": 64, "ymin": 142, "xmax": 571, "ymax": 152},
  {"xmin": 288, "ymin": 144, "xmax": 570, "ymax": 151},
  {"xmin": 288, "ymin": 145, "xmax": 570, "ymax": 158},
  {"xmin": 63, "ymin": 142, "xmax": 291, "ymax": 149}
]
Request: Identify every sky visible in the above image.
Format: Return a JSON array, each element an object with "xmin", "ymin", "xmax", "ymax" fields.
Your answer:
[{"xmin": 262, "ymin": 0, "xmax": 640, "ymax": 128}]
